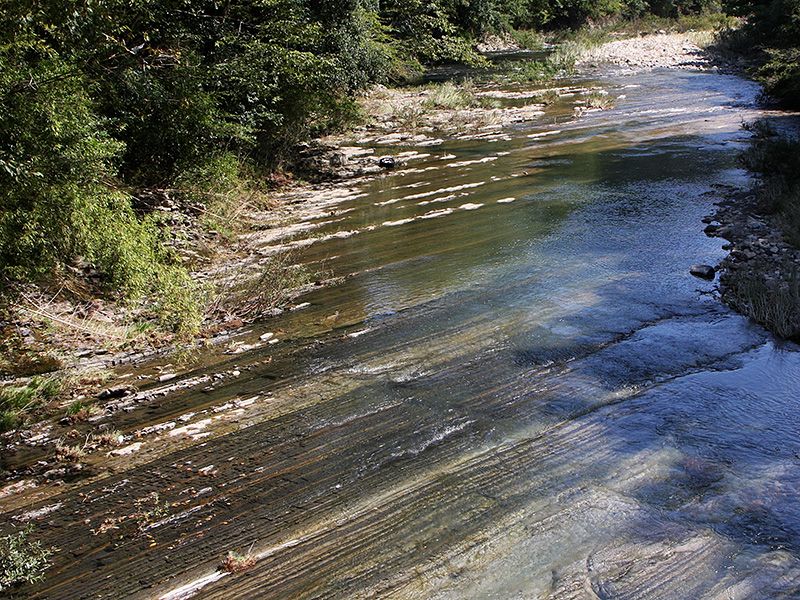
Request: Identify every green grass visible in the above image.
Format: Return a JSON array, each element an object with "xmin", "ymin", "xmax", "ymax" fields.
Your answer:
[
  {"xmin": 497, "ymin": 34, "xmax": 601, "ymax": 84},
  {"xmin": 720, "ymin": 121, "xmax": 800, "ymax": 341},
  {"xmin": 584, "ymin": 90, "xmax": 615, "ymax": 109},
  {"xmin": 499, "ymin": 58, "xmax": 564, "ymax": 83},
  {"xmin": 0, "ymin": 375, "xmax": 63, "ymax": 432},
  {"xmin": 54, "ymin": 439, "xmax": 87, "ymax": 462},
  {"xmin": 134, "ymin": 492, "xmax": 171, "ymax": 534},
  {"xmin": 509, "ymin": 28, "xmax": 547, "ymax": 51},
  {"xmin": 533, "ymin": 89, "xmax": 562, "ymax": 105},
  {"xmin": 65, "ymin": 400, "xmax": 90, "ymax": 416},
  {"xmin": 65, "ymin": 399, "xmax": 97, "ymax": 422}
]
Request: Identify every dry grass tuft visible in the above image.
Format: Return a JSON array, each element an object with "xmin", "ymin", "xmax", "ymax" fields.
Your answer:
[
  {"xmin": 220, "ymin": 550, "xmax": 257, "ymax": 573},
  {"xmin": 54, "ymin": 439, "xmax": 86, "ymax": 462},
  {"xmin": 722, "ymin": 267, "xmax": 800, "ymax": 340}
]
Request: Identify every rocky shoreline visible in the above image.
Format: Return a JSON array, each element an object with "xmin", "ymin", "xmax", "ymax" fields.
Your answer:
[
  {"xmin": 704, "ymin": 187, "xmax": 800, "ymax": 339},
  {"xmin": 577, "ymin": 31, "xmax": 719, "ymax": 71}
]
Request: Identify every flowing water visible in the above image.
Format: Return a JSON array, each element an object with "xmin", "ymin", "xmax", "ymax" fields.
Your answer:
[{"xmin": 7, "ymin": 68, "xmax": 800, "ymax": 600}]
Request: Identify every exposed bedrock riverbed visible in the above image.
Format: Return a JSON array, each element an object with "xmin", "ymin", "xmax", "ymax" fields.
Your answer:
[{"xmin": 2, "ymin": 34, "xmax": 800, "ymax": 600}]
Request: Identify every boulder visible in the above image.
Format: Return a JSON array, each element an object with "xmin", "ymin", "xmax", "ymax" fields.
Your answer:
[
  {"xmin": 690, "ymin": 264, "xmax": 716, "ymax": 280},
  {"xmin": 378, "ymin": 156, "xmax": 396, "ymax": 169}
]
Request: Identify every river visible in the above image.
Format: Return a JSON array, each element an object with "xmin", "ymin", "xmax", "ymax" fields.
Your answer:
[{"xmin": 7, "ymin": 66, "xmax": 800, "ymax": 600}]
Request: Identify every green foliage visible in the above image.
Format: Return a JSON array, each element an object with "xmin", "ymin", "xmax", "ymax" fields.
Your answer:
[
  {"xmin": 645, "ymin": 0, "xmax": 723, "ymax": 17},
  {"xmin": 726, "ymin": 0, "xmax": 799, "ymax": 43},
  {"xmin": 614, "ymin": 11, "xmax": 736, "ymax": 30},
  {"xmin": 0, "ymin": 42, "xmax": 123, "ymax": 279},
  {"xmin": 757, "ymin": 48, "xmax": 800, "ymax": 109},
  {"xmin": 509, "ymin": 28, "xmax": 548, "ymax": 49},
  {"xmin": 723, "ymin": 0, "xmax": 799, "ymax": 107},
  {"xmin": 0, "ymin": 527, "xmax": 55, "ymax": 592},
  {"xmin": 379, "ymin": 0, "xmax": 487, "ymax": 66},
  {"xmin": 0, "ymin": 375, "xmax": 63, "ymax": 432},
  {"xmin": 0, "ymin": 12, "xmax": 205, "ymax": 334}
]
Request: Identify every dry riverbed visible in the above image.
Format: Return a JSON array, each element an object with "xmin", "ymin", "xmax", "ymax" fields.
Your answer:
[{"xmin": 577, "ymin": 31, "xmax": 719, "ymax": 71}]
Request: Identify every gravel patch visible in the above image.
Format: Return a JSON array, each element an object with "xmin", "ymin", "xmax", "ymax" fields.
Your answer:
[{"xmin": 578, "ymin": 32, "xmax": 718, "ymax": 71}]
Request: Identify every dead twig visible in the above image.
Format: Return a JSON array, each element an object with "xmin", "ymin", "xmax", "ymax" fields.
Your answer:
[{"xmin": 13, "ymin": 304, "xmax": 128, "ymax": 341}]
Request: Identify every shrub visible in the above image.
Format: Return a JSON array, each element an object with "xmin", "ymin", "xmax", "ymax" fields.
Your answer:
[
  {"xmin": 0, "ymin": 30, "xmax": 204, "ymax": 335},
  {"xmin": 509, "ymin": 28, "xmax": 548, "ymax": 50},
  {"xmin": 206, "ymin": 254, "xmax": 311, "ymax": 323},
  {"xmin": 757, "ymin": 48, "xmax": 800, "ymax": 109},
  {"xmin": 0, "ymin": 527, "xmax": 55, "ymax": 592},
  {"xmin": 0, "ymin": 46, "xmax": 124, "ymax": 281}
]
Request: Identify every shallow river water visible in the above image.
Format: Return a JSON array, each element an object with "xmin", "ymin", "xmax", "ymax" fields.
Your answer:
[{"xmin": 8, "ymin": 68, "xmax": 800, "ymax": 599}]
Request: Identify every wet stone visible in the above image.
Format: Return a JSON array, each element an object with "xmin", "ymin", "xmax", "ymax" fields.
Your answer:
[
  {"xmin": 98, "ymin": 386, "xmax": 136, "ymax": 400},
  {"xmin": 690, "ymin": 264, "xmax": 716, "ymax": 280}
]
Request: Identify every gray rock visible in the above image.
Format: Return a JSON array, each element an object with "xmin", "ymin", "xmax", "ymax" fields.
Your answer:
[
  {"xmin": 98, "ymin": 386, "xmax": 136, "ymax": 400},
  {"xmin": 329, "ymin": 152, "xmax": 347, "ymax": 167}
]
